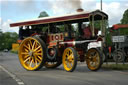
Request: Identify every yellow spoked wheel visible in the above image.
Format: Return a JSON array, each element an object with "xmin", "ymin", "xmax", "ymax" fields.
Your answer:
[
  {"xmin": 45, "ymin": 61, "xmax": 62, "ymax": 68},
  {"xmin": 86, "ymin": 48, "xmax": 102, "ymax": 71},
  {"xmin": 62, "ymin": 47, "xmax": 77, "ymax": 72},
  {"xmin": 18, "ymin": 37, "xmax": 46, "ymax": 71}
]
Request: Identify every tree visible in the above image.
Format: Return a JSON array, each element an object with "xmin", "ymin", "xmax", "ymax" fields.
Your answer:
[
  {"xmin": 0, "ymin": 32, "xmax": 18, "ymax": 51},
  {"xmin": 121, "ymin": 9, "xmax": 128, "ymax": 24},
  {"xmin": 37, "ymin": 11, "xmax": 49, "ymax": 31},
  {"xmin": 89, "ymin": 20, "xmax": 108, "ymax": 30},
  {"xmin": 38, "ymin": 11, "xmax": 49, "ymax": 18},
  {"xmin": 0, "ymin": 29, "xmax": 4, "ymax": 50}
]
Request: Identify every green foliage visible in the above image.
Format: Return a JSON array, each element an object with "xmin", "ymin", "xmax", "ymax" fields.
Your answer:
[
  {"xmin": 102, "ymin": 64, "xmax": 128, "ymax": 70},
  {"xmin": 0, "ymin": 30, "xmax": 4, "ymax": 50},
  {"xmin": 58, "ymin": 24, "xmax": 75, "ymax": 32},
  {"xmin": 105, "ymin": 29, "xmax": 112, "ymax": 46},
  {"xmin": 111, "ymin": 27, "xmax": 128, "ymax": 35},
  {"xmin": 119, "ymin": 28, "xmax": 128, "ymax": 35},
  {"xmin": 37, "ymin": 11, "xmax": 49, "ymax": 31},
  {"xmin": 38, "ymin": 11, "xmax": 49, "ymax": 18},
  {"xmin": 121, "ymin": 9, "xmax": 128, "ymax": 24},
  {"xmin": 0, "ymin": 31, "xmax": 18, "ymax": 51},
  {"xmin": 93, "ymin": 20, "xmax": 101, "ymax": 30},
  {"xmin": 10, "ymin": 50, "xmax": 18, "ymax": 54},
  {"xmin": 90, "ymin": 20, "xmax": 108, "ymax": 30}
]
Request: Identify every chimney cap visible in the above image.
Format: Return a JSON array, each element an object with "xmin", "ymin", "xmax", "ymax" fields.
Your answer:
[{"xmin": 77, "ymin": 8, "xmax": 84, "ymax": 12}]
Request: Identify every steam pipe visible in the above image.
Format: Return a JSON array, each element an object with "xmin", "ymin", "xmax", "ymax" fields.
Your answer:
[{"xmin": 59, "ymin": 40, "xmax": 97, "ymax": 45}]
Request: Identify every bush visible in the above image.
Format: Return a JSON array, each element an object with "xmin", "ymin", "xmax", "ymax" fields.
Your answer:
[{"xmin": 11, "ymin": 50, "xmax": 18, "ymax": 54}]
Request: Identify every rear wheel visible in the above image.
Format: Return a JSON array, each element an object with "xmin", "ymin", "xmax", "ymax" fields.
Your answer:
[
  {"xmin": 62, "ymin": 47, "xmax": 77, "ymax": 72},
  {"xmin": 86, "ymin": 48, "xmax": 102, "ymax": 71},
  {"xmin": 18, "ymin": 37, "xmax": 46, "ymax": 71}
]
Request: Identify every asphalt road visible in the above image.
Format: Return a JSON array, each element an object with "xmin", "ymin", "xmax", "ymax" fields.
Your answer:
[{"xmin": 0, "ymin": 52, "xmax": 128, "ymax": 85}]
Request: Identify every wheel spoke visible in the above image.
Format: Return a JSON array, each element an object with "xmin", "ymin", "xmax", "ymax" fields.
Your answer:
[
  {"xmin": 24, "ymin": 48, "xmax": 29, "ymax": 52},
  {"xmin": 66, "ymin": 53, "xmax": 70, "ymax": 57},
  {"xmin": 24, "ymin": 57, "xmax": 30, "ymax": 63},
  {"xmin": 24, "ymin": 55, "xmax": 29, "ymax": 59},
  {"xmin": 29, "ymin": 60, "xmax": 33, "ymax": 67},
  {"xmin": 29, "ymin": 40, "xmax": 33, "ymax": 47},
  {"xmin": 34, "ymin": 53, "xmax": 42, "ymax": 56},
  {"xmin": 37, "ymin": 56, "xmax": 42, "ymax": 61},
  {"xmin": 28, "ymin": 57, "xmax": 31, "ymax": 64},
  {"xmin": 32, "ymin": 57, "xmax": 36, "ymax": 67},
  {"xmin": 35, "ymin": 57, "xmax": 41, "ymax": 62},
  {"xmin": 33, "ymin": 46, "xmax": 41, "ymax": 52},
  {"xmin": 69, "ymin": 51, "xmax": 73, "ymax": 55},
  {"xmin": 32, "ymin": 41, "xmax": 36, "ymax": 50},
  {"xmin": 24, "ymin": 44, "xmax": 30, "ymax": 50},
  {"xmin": 68, "ymin": 62, "xmax": 72, "ymax": 68},
  {"xmin": 71, "ymin": 61, "xmax": 74, "ymax": 65},
  {"xmin": 21, "ymin": 52, "xmax": 28, "ymax": 55},
  {"xmin": 28, "ymin": 43, "xmax": 31, "ymax": 50},
  {"xmin": 35, "ymin": 49, "xmax": 42, "ymax": 53},
  {"xmin": 65, "ymin": 60, "xmax": 68, "ymax": 64}
]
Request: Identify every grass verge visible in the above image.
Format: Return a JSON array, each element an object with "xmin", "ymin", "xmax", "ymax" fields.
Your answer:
[
  {"xmin": 10, "ymin": 50, "xmax": 18, "ymax": 54},
  {"xmin": 102, "ymin": 64, "xmax": 128, "ymax": 70}
]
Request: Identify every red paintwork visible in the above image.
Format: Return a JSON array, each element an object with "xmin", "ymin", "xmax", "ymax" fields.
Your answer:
[
  {"xmin": 112, "ymin": 24, "xmax": 128, "ymax": 30},
  {"xmin": 31, "ymin": 33, "xmax": 39, "ymax": 36},
  {"xmin": 109, "ymin": 46, "xmax": 111, "ymax": 54},
  {"xmin": 83, "ymin": 27, "xmax": 92, "ymax": 39},
  {"xmin": 48, "ymin": 33, "xmax": 64, "ymax": 43},
  {"xmin": 17, "ymin": 40, "xmax": 22, "ymax": 44},
  {"xmin": 47, "ymin": 36, "xmax": 50, "ymax": 43},
  {"xmin": 64, "ymin": 39, "xmax": 74, "ymax": 47},
  {"xmin": 10, "ymin": 10, "xmax": 108, "ymax": 27},
  {"xmin": 10, "ymin": 14, "xmax": 89, "ymax": 27},
  {"xmin": 97, "ymin": 37, "xmax": 103, "ymax": 41}
]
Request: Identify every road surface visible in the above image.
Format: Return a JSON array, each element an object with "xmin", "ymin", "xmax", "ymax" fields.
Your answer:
[{"xmin": 0, "ymin": 52, "xmax": 128, "ymax": 85}]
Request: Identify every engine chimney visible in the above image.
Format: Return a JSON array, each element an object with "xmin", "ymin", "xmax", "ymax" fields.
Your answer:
[{"xmin": 77, "ymin": 8, "xmax": 84, "ymax": 12}]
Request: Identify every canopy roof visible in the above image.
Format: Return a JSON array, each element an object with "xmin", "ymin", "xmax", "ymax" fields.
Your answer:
[{"xmin": 10, "ymin": 10, "xmax": 108, "ymax": 27}]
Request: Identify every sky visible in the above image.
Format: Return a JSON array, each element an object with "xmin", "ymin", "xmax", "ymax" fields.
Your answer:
[{"xmin": 0, "ymin": 0, "xmax": 128, "ymax": 33}]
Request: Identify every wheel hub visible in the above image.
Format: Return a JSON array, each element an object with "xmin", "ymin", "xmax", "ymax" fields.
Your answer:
[{"xmin": 29, "ymin": 51, "xmax": 33, "ymax": 57}]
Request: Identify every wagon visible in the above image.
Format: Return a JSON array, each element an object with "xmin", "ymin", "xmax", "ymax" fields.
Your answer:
[{"xmin": 10, "ymin": 10, "xmax": 108, "ymax": 72}]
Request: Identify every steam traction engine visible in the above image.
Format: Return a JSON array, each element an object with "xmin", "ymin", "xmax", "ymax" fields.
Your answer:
[
  {"xmin": 10, "ymin": 10, "xmax": 108, "ymax": 72},
  {"xmin": 107, "ymin": 24, "xmax": 128, "ymax": 62}
]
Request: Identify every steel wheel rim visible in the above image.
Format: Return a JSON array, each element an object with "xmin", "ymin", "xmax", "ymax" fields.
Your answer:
[
  {"xmin": 63, "ymin": 48, "xmax": 74, "ymax": 71},
  {"xmin": 86, "ymin": 49, "xmax": 100, "ymax": 70},
  {"xmin": 19, "ymin": 37, "xmax": 43, "ymax": 70}
]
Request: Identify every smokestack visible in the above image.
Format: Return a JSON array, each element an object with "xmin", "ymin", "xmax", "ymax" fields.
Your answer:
[{"xmin": 77, "ymin": 8, "xmax": 84, "ymax": 12}]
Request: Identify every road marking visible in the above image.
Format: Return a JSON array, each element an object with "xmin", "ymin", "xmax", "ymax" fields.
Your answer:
[{"xmin": 0, "ymin": 65, "xmax": 25, "ymax": 85}]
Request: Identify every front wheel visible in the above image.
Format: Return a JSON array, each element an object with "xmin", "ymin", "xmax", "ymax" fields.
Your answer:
[
  {"xmin": 18, "ymin": 37, "xmax": 46, "ymax": 71},
  {"xmin": 86, "ymin": 48, "xmax": 102, "ymax": 71},
  {"xmin": 62, "ymin": 47, "xmax": 77, "ymax": 72}
]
